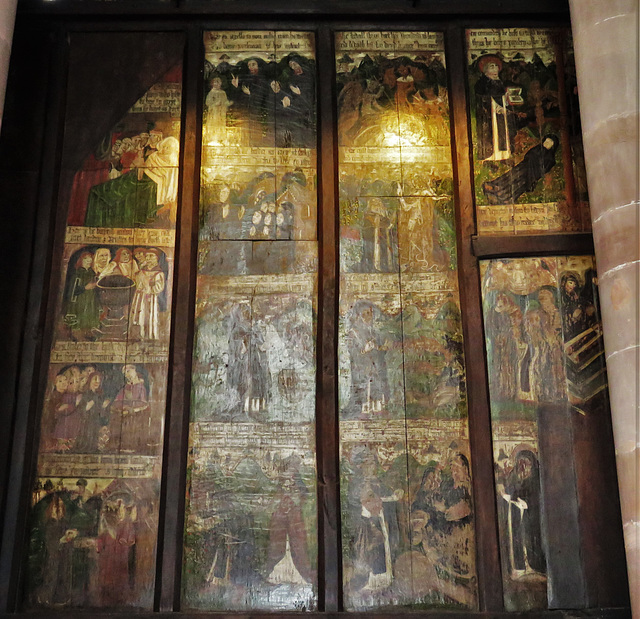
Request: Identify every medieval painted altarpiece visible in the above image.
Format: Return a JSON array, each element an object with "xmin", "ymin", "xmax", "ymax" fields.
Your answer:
[
  {"xmin": 17, "ymin": 21, "xmax": 618, "ymax": 617},
  {"xmin": 25, "ymin": 33, "xmax": 183, "ymax": 610},
  {"xmin": 481, "ymin": 255, "xmax": 607, "ymax": 610},
  {"xmin": 468, "ymin": 27, "xmax": 607, "ymax": 612},
  {"xmin": 336, "ymin": 31, "xmax": 477, "ymax": 611},
  {"xmin": 182, "ymin": 31, "xmax": 319, "ymax": 612},
  {"xmin": 467, "ymin": 28, "xmax": 590, "ymax": 235}
]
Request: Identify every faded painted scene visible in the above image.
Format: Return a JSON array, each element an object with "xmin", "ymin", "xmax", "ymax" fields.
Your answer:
[
  {"xmin": 481, "ymin": 256, "xmax": 607, "ymax": 610},
  {"xmin": 184, "ymin": 424, "xmax": 317, "ymax": 610},
  {"xmin": 65, "ymin": 68, "xmax": 182, "ymax": 230},
  {"xmin": 56, "ymin": 244, "xmax": 172, "ymax": 344},
  {"xmin": 336, "ymin": 31, "xmax": 477, "ymax": 611},
  {"xmin": 467, "ymin": 28, "xmax": 590, "ymax": 234},
  {"xmin": 38, "ymin": 362, "xmax": 166, "ymax": 456},
  {"xmin": 27, "ymin": 477, "xmax": 160, "ymax": 609},
  {"xmin": 24, "ymin": 34, "xmax": 182, "ymax": 611},
  {"xmin": 199, "ymin": 165, "xmax": 316, "ymax": 244},
  {"xmin": 182, "ymin": 31, "xmax": 318, "ymax": 611}
]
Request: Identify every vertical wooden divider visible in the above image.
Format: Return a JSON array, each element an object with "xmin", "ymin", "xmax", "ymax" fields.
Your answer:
[
  {"xmin": 157, "ymin": 24, "xmax": 201, "ymax": 613},
  {"xmin": 445, "ymin": 24, "xmax": 504, "ymax": 612},
  {"xmin": 0, "ymin": 24, "xmax": 69, "ymax": 614},
  {"xmin": 316, "ymin": 24, "xmax": 341, "ymax": 614}
]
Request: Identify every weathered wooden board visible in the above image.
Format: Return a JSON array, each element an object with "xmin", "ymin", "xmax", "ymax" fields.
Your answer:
[
  {"xmin": 467, "ymin": 28, "xmax": 591, "ymax": 235},
  {"xmin": 24, "ymin": 33, "xmax": 183, "ymax": 611},
  {"xmin": 336, "ymin": 31, "xmax": 478, "ymax": 611},
  {"xmin": 481, "ymin": 255, "xmax": 608, "ymax": 610},
  {"xmin": 181, "ymin": 31, "xmax": 319, "ymax": 612}
]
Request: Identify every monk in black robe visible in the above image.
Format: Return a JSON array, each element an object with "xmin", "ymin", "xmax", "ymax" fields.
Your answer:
[{"xmin": 482, "ymin": 134, "xmax": 559, "ymax": 205}]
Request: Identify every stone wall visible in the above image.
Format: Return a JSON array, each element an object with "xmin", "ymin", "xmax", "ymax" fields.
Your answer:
[{"xmin": 569, "ymin": 0, "xmax": 639, "ymax": 613}]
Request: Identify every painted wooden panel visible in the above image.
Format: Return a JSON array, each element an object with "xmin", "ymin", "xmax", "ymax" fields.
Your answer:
[
  {"xmin": 24, "ymin": 33, "xmax": 183, "ymax": 610},
  {"xmin": 182, "ymin": 31, "xmax": 318, "ymax": 611},
  {"xmin": 336, "ymin": 31, "xmax": 477, "ymax": 611},
  {"xmin": 481, "ymin": 255, "xmax": 608, "ymax": 610},
  {"xmin": 467, "ymin": 28, "xmax": 591, "ymax": 235}
]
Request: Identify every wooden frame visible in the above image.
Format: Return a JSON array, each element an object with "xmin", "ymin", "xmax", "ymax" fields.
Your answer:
[{"xmin": 0, "ymin": 3, "xmax": 629, "ymax": 617}]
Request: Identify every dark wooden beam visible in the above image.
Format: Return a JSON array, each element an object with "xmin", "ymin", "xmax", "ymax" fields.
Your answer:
[
  {"xmin": 16, "ymin": 0, "xmax": 571, "ymax": 18},
  {"xmin": 315, "ymin": 24, "xmax": 342, "ymax": 614},
  {"xmin": 0, "ymin": 24, "xmax": 69, "ymax": 613},
  {"xmin": 472, "ymin": 233, "xmax": 595, "ymax": 259},
  {"xmin": 0, "ymin": 605, "xmax": 632, "ymax": 619},
  {"xmin": 156, "ymin": 25, "xmax": 197, "ymax": 613},
  {"xmin": 446, "ymin": 24, "xmax": 504, "ymax": 612},
  {"xmin": 0, "ymin": 20, "xmax": 52, "ymax": 581},
  {"xmin": 571, "ymin": 394, "xmax": 631, "ymax": 608}
]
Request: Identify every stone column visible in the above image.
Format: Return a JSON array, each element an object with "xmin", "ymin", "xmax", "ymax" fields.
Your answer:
[
  {"xmin": 569, "ymin": 0, "xmax": 639, "ymax": 614},
  {"xmin": 0, "ymin": 0, "xmax": 17, "ymax": 130}
]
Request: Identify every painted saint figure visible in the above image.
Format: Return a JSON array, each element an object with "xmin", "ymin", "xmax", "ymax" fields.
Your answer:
[
  {"xmin": 225, "ymin": 303, "xmax": 269, "ymax": 416},
  {"xmin": 92, "ymin": 248, "xmax": 112, "ymax": 280},
  {"xmin": 345, "ymin": 446, "xmax": 402, "ymax": 594},
  {"xmin": 538, "ymin": 288, "xmax": 566, "ymax": 400},
  {"xmin": 266, "ymin": 456, "xmax": 313, "ymax": 586},
  {"xmin": 73, "ymin": 371, "xmax": 111, "ymax": 453},
  {"xmin": 487, "ymin": 293, "xmax": 525, "ymax": 401},
  {"xmin": 67, "ymin": 479, "xmax": 102, "ymax": 605},
  {"xmin": 498, "ymin": 450, "xmax": 546, "ymax": 579},
  {"xmin": 560, "ymin": 271, "xmax": 587, "ymax": 340},
  {"xmin": 474, "ymin": 55, "xmax": 517, "ymax": 162},
  {"xmin": 205, "ymin": 75, "xmax": 233, "ymax": 146},
  {"xmin": 95, "ymin": 503, "xmax": 136, "ymax": 606},
  {"xmin": 130, "ymin": 248, "xmax": 166, "ymax": 340},
  {"xmin": 231, "ymin": 58, "xmax": 273, "ymax": 145},
  {"xmin": 411, "ymin": 463, "xmax": 447, "ymax": 540},
  {"xmin": 109, "ymin": 364, "xmax": 150, "ymax": 453},
  {"xmin": 345, "ymin": 301, "xmax": 390, "ymax": 418},
  {"xmin": 64, "ymin": 251, "xmax": 100, "ymax": 339},
  {"xmin": 50, "ymin": 368, "xmax": 83, "ymax": 451},
  {"xmin": 360, "ymin": 197, "xmax": 397, "ymax": 273},
  {"xmin": 143, "ymin": 136, "xmax": 180, "ymax": 225},
  {"xmin": 276, "ymin": 56, "xmax": 316, "ymax": 148},
  {"xmin": 27, "ymin": 480, "xmax": 72, "ymax": 605}
]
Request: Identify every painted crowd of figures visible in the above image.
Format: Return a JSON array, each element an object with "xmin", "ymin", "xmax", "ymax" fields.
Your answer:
[
  {"xmin": 203, "ymin": 52, "xmax": 316, "ymax": 148},
  {"xmin": 485, "ymin": 264, "xmax": 600, "ymax": 405},
  {"xmin": 200, "ymin": 168, "xmax": 313, "ymax": 244},
  {"xmin": 335, "ymin": 48, "xmax": 457, "ymax": 276},
  {"xmin": 185, "ymin": 38, "xmax": 320, "ymax": 611},
  {"xmin": 63, "ymin": 246, "xmax": 167, "ymax": 342},
  {"xmin": 25, "ymin": 50, "xmax": 184, "ymax": 611},
  {"xmin": 339, "ymin": 175, "xmax": 456, "ymax": 275},
  {"xmin": 336, "ymin": 51, "xmax": 448, "ymax": 147},
  {"xmin": 41, "ymin": 363, "xmax": 158, "ymax": 454},
  {"xmin": 342, "ymin": 297, "xmax": 465, "ymax": 420},
  {"xmin": 68, "ymin": 129, "xmax": 180, "ymax": 229},
  {"xmin": 342, "ymin": 445, "xmax": 475, "ymax": 608},
  {"xmin": 482, "ymin": 257, "xmax": 607, "ymax": 609},
  {"xmin": 27, "ymin": 478, "xmax": 157, "ymax": 608}
]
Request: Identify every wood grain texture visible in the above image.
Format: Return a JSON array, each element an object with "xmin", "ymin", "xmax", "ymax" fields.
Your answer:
[
  {"xmin": 0, "ymin": 24, "xmax": 67, "ymax": 614},
  {"xmin": 472, "ymin": 233, "xmax": 594, "ymax": 258},
  {"xmin": 446, "ymin": 25, "xmax": 504, "ymax": 612},
  {"xmin": 157, "ymin": 26, "xmax": 195, "ymax": 613},
  {"xmin": 316, "ymin": 24, "xmax": 341, "ymax": 613}
]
